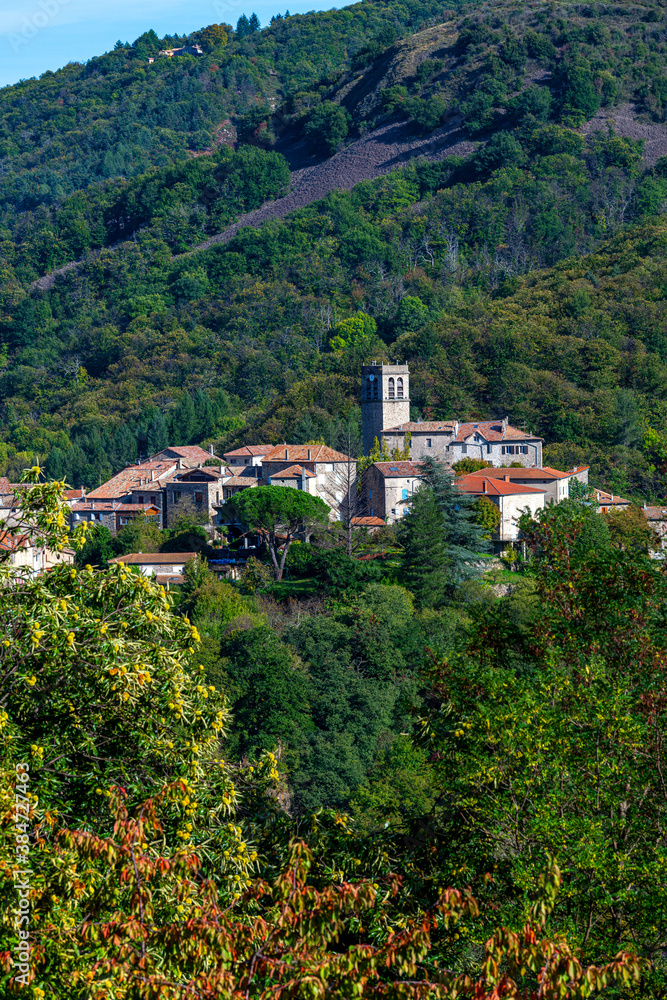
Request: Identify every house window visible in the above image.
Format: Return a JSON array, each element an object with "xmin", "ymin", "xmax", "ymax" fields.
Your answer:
[
  {"xmin": 462, "ymin": 444, "xmax": 467, "ymax": 454},
  {"xmin": 150, "ymin": 495, "xmax": 156, "ymax": 504},
  {"xmin": 369, "ymin": 489, "xmax": 372, "ymax": 499},
  {"xmin": 402, "ymin": 488, "xmax": 409, "ymax": 500},
  {"xmin": 194, "ymin": 492, "xmax": 204, "ymax": 503},
  {"xmin": 216, "ymin": 491, "xmax": 220, "ymax": 503},
  {"xmin": 404, "ymin": 508, "xmax": 409, "ymax": 515},
  {"xmin": 397, "ymin": 377, "xmax": 404, "ymax": 398},
  {"xmin": 173, "ymin": 491, "xmax": 181, "ymax": 502},
  {"xmin": 520, "ymin": 446, "xmax": 528, "ymax": 454},
  {"xmin": 138, "ymin": 495, "xmax": 144, "ymax": 504},
  {"xmin": 388, "ymin": 377, "xmax": 395, "ymax": 399},
  {"xmin": 426, "ymin": 438, "xmax": 432, "ymax": 447},
  {"xmin": 370, "ymin": 507, "xmax": 374, "ymax": 515},
  {"xmin": 487, "ymin": 444, "xmax": 491, "ymax": 454}
]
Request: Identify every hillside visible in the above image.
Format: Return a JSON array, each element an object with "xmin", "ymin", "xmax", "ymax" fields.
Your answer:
[{"xmin": 1, "ymin": 0, "xmax": 667, "ymax": 501}]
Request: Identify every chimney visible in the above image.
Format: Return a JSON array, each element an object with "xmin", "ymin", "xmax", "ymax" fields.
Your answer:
[
  {"xmin": 307, "ymin": 448, "xmax": 311, "ymax": 460},
  {"xmin": 301, "ymin": 469, "xmax": 308, "ymax": 492},
  {"xmin": 482, "ymin": 481, "xmax": 487, "ymax": 493},
  {"xmin": 151, "ymin": 470, "xmax": 155, "ymax": 481},
  {"xmin": 177, "ymin": 458, "xmax": 184, "ymax": 470},
  {"xmin": 504, "ymin": 474, "xmax": 510, "ymax": 481},
  {"xmin": 80, "ymin": 487, "xmax": 84, "ymax": 497},
  {"xmin": 209, "ymin": 443, "xmax": 214, "ymax": 456},
  {"xmin": 285, "ymin": 448, "xmax": 289, "ymax": 460}
]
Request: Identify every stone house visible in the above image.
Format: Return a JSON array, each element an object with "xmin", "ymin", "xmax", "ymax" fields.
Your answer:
[
  {"xmin": 87, "ymin": 460, "xmax": 177, "ymax": 527},
  {"xmin": 0, "ymin": 531, "xmax": 74, "ymax": 574},
  {"xmin": 163, "ymin": 465, "xmax": 229, "ymax": 526},
  {"xmin": 267, "ymin": 464, "xmax": 317, "ymax": 493},
  {"xmin": 456, "ymin": 474, "xmax": 547, "ymax": 547},
  {"xmin": 362, "ymin": 461, "xmax": 430, "ymax": 525},
  {"xmin": 381, "ymin": 418, "xmax": 543, "ymax": 468},
  {"xmin": 149, "ymin": 445, "xmax": 217, "ymax": 468},
  {"xmin": 69, "ymin": 500, "xmax": 161, "ymax": 534},
  {"xmin": 261, "ymin": 444, "xmax": 355, "ymax": 518},
  {"xmin": 460, "ymin": 467, "xmax": 573, "ymax": 505},
  {"xmin": 223, "ymin": 445, "xmax": 274, "ymax": 479},
  {"xmin": 642, "ymin": 504, "xmax": 667, "ymax": 557}
]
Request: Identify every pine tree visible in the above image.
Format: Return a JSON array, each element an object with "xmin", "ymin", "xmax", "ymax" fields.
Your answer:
[
  {"xmin": 147, "ymin": 410, "xmax": 169, "ymax": 455},
  {"xmin": 398, "ymin": 486, "xmax": 450, "ymax": 607},
  {"xmin": 248, "ymin": 12, "xmax": 260, "ymax": 32},
  {"xmin": 400, "ymin": 458, "xmax": 490, "ymax": 606},
  {"xmin": 424, "ymin": 456, "xmax": 490, "ymax": 584},
  {"xmin": 44, "ymin": 446, "xmax": 68, "ymax": 481},
  {"xmin": 236, "ymin": 14, "xmax": 250, "ymax": 37}
]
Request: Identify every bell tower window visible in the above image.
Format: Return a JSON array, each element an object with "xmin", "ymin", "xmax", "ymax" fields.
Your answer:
[
  {"xmin": 397, "ymin": 378, "xmax": 404, "ymax": 399},
  {"xmin": 388, "ymin": 377, "xmax": 395, "ymax": 399}
]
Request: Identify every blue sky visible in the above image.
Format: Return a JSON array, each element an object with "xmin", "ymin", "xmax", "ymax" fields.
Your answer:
[{"xmin": 0, "ymin": 0, "xmax": 340, "ymax": 88}]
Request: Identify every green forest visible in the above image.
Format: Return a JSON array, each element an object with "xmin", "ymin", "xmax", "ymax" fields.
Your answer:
[
  {"xmin": 3, "ymin": 0, "xmax": 667, "ymax": 992},
  {"xmin": 1, "ymin": 460, "xmax": 666, "ymax": 995},
  {"xmin": 0, "ymin": 0, "xmax": 667, "ymax": 498}
]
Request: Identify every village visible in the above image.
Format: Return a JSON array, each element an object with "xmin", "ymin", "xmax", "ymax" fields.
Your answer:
[{"xmin": 1, "ymin": 362, "xmax": 666, "ymax": 577}]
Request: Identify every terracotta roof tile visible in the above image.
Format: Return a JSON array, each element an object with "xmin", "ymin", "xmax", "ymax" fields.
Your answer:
[
  {"xmin": 350, "ymin": 516, "xmax": 386, "ymax": 526},
  {"xmin": 454, "ymin": 421, "xmax": 542, "ymax": 443},
  {"xmin": 372, "ymin": 461, "xmax": 427, "ymax": 477},
  {"xmin": 382, "ymin": 421, "xmax": 457, "ymax": 433},
  {"xmin": 264, "ymin": 444, "xmax": 351, "ymax": 463},
  {"xmin": 456, "ymin": 475, "xmax": 546, "ymax": 497},
  {"xmin": 221, "ymin": 476, "xmax": 258, "ymax": 488},
  {"xmin": 151, "ymin": 446, "xmax": 216, "ymax": 463},
  {"xmin": 110, "ymin": 552, "xmax": 198, "ymax": 565},
  {"xmin": 463, "ymin": 466, "xmax": 568, "ymax": 481},
  {"xmin": 87, "ymin": 462, "xmax": 176, "ymax": 499},
  {"xmin": 224, "ymin": 444, "xmax": 274, "ymax": 458},
  {"xmin": 642, "ymin": 506, "xmax": 667, "ymax": 519},
  {"xmin": 269, "ymin": 464, "xmax": 316, "ymax": 479}
]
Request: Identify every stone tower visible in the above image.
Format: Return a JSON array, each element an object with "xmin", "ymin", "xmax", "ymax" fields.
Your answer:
[{"xmin": 361, "ymin": 363, "xmax": 410, "ymax": 456}]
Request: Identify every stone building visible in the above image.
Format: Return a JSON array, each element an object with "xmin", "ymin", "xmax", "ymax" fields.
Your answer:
[
  {"xmin": 261, "ymin": 444, "xmax": 355, "ymax": 518},
  {"xmin": 163, "ymin": 465, "xmax": 229, "ymax": 526},
  {"xmin": 381, "ymin": 418, "xmax": 543, "ymax": 468},
  {"xmin": 361, "ymin": 363, "xmax": 410, "ymax": 455},
  {"xmin": 456, "ymin": 474, "xmax": 547, "ymax": 547},
  {"xmin": 362, "ymin": 461, "xmax": 431, "ymax": 525}
]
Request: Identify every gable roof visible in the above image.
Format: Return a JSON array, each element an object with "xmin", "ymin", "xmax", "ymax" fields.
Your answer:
[
  {"xmin": 593, "ymin": 488, "xmax": 630, "ymax": 506},
  {"xmin": 150, "ymin": 445, "xmax": 216, "ymax": 464},
  {"xmin": 350, "ymin": 515, "xmax": 386, "ymax": 526},
  {"xmin": 167, "ymin": 466, "xmax": 227, "ymax": 483},
  {"xmin": 264, "ymin": 444, "xmax": 351, "ymax": 464},
  {"xmin": 221, "ymin": 476, "xmax": 259, "ymax": 488},
  {"xmin": 463, "ymin": 466, "xmax": 569, "ymax": 482},
  {"xmin": 642, "ymin": 505, "xmax": 667, "ymax": 520},
  {"xmin": 110, "ymin": 552, "xmax": 198, "ymax": 565},
  {"xmin": 382, "ymin": 421, "xmax": 457, "ymax": 434},
  {"xmin": 269, "ymin": 464, "xmax": 316, "ymax": 479},
  {"xmin": 456, "ymin": 475, "xmax": 546, "ymax": 497},
  {"xmin": 87, "ymin": 462, "xmax": 176, "ymax": 499},
  {"xmin": 372, "ymin": 461, "xmax": 426, "ymax": 478},
  {"xmin": 454, "ymin": 420, "xmax": 542, "ymax": 443},
  {"xmin": 224, "ymin": 444, "xmax": 274, "ymax": 458}
]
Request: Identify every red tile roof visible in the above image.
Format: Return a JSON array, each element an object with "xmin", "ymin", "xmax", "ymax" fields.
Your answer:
[
  {"xmin": 454, "ymin": 421, "xmax": 542, "ymax": 443},
  {"xmin": 463, "ymin": 466, "xmax": 568, "ymax": 481},
  {"xmin": 594, "ymin": 488, "xmax": 629, "ymax": 506},
  {"xmin": 643, "ymin": 505, "xmax": 667, "ymax": 520},
  {"xmin": 0, "ymin": 531, "xmax": 29, "ymax": 552},
  {"xmin": 224, "ymin": 444, "xmax": 274, "ymax": 458},
  {"xmin": 110, "ymin": 552, "xmax": 198, "ymax": 565},
  {"xmin": 151, "ymin": 446, "xmax": 216, "ymax": 463},
  {"xmin": 221, "ymin": 476, "xmax": 258, "ymax": 488},
  {"xmin": 350, "ymin": 516, "xmax": 386, "ymax": 526},
  {"xmin": 87, "ymin": 462, "xmax": 176, "ymax": 499},
  {"xmin": 372, "ymin": 461, "xmax": 426, "ymax": 477},
  {"xmin": 72, "ymin": 502, "xmax": 160, "ymax": 513},
  {"xmin": 457, "ymin": 475, "xmax": 546, "ymax": 497},
  {"xmin": 382, "ymin": 421, "xmax": 457, "ymax": 433},
  {"xmin": 264, "ymin": 444, "xmax": 351, "ymax": 463},
  {"xmin": 269, "ymin": 464, "xmax": 316, "ymax": 479}
]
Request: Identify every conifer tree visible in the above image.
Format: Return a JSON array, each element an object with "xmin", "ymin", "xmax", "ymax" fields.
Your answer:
[
  {"xmin": 147, "ymin": 410, "xmax": 169, "ymax": 455},
  {"xmin": 170, "ymin": 394, "xmax": 196, "ymax": 445},
  {"xmin": 236, "ymin": 14, "xmax": 250, "ymax": 37},
  {"xmin": 248, "ymin": 12, "xmax": 260, "ymax": 32}
]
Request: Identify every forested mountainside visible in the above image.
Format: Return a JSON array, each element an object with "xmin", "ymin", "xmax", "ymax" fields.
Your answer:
[{"xmin": 2, "ymin": 0, "xmax": 667, "ymax": 498}]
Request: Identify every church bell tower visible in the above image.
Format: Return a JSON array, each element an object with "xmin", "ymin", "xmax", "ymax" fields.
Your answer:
[{"xmin": 361, "ymin": 362, "xmax": 410, "ymax": 456}]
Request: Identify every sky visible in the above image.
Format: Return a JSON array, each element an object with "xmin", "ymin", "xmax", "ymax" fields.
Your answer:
[{"xmin": 0, "ymin": 0, "xmax": 340, "ymax": 88}]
